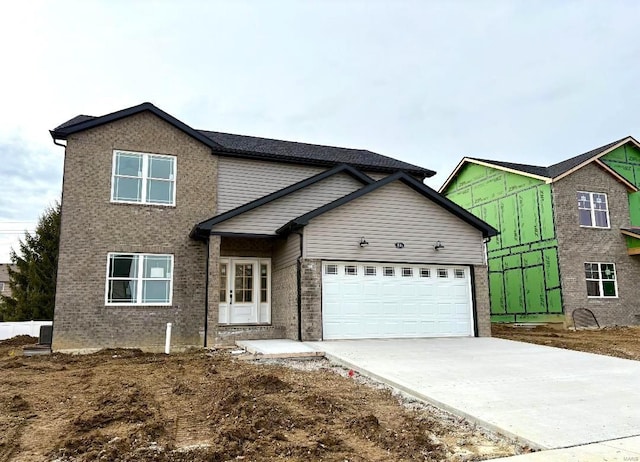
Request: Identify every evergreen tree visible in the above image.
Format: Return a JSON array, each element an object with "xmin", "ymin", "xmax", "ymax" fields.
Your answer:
[{"xmin": 0, "ymin": 202, "xmax": 60, "ymax": 321}]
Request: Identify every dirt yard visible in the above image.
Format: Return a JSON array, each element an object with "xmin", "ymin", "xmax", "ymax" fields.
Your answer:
[
  {"xmin": 0, "ymin": 336, "xmax": 526, "ymax": 462},
  {"xmin": 492, "ymin": 325, "xmax": 640, "ymax": 361}
]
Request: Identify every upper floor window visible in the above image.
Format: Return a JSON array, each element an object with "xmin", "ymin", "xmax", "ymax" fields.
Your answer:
[
  {"xmin": 577, "ymin": 192, "xmax": 609, "ymax": 228},
  {"xmin": 0, "ymin": 282, "xmax": 4, "ymax": 292},
  {"xmin": 584, "ymin": 262, "xmax": 617, "ymax": 298},
  {"xmin": 112, "ymin": 151, "xmax": 176, "ymax": 206},
  {"xmin": 106, "ymin": 253, "xmax": 173, "ymax": 305}
]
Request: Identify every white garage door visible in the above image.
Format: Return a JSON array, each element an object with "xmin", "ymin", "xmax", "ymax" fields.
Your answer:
[{"xmin": 322, "ymin": 262, "xmax": 474, "ymax": 339}]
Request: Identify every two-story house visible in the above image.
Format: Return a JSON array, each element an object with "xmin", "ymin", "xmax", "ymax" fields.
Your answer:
[
  {"xmin": 441, "ymin": 137, "xmax": 640, "ymax": 326},
  {"xmin": 49, "ymin": 103, "xmax": 497, "ymax": 352}
]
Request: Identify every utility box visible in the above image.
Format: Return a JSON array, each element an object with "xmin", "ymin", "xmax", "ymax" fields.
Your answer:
[{"xmin": 39, "ymin": 325, "xmax": 53, "ymax": 346}]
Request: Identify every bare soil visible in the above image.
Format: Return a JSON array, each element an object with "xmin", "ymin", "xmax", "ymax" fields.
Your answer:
[
  {"xmin": 492, "ymin": 325, "xmax": 640, "ymax": 361},
  {"xmin": 0, "ymin": 337, "xmax": 525, "ymax": 461}
]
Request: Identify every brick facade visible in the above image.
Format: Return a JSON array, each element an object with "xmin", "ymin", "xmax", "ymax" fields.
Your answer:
[
  {"xmin": 300, "ymin": 259, "xmax": 323, "ymax": 341},
  {"xmin": 53, "ymin": 112, "xmax": 216, "ymax": 351},
  {"xmin": 553, "ymin": 163, "xmax": 640, "ymax": 326},
  {"xmin": 473, "ymin": 265, "xmax": 491, "ymax": 337},
  {"xmin": 271, "ymin": 263, "xmax": 299, "ymax": 341}
]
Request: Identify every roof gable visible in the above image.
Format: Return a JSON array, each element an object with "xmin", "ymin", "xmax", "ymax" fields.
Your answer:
[
  {"xmin": 191, "ymin": 164, "xmax": 374, "ymax": 239},
  {"xmin": 52, "ymin": 103, "xmax": 434, "ymax": 178},
  {"xmin": 51, "ymin": 102, "xmax": 223, "ymax": 149},
  {"xmin": 278, "ymin": 172, "xmax": 498, "ymax": 238},
  {"xmin": 440, "ymin": 136, "xmax": 640, "ymax": 193}
]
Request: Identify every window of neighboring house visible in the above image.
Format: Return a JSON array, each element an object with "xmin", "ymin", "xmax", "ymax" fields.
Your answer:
[
  {"xmin": 106, "ymin": 253, "xmax": 173, "ymax": 305},
  {"xmin": 584, "ymin": 262, "xmax": 617, "ymax": 298},
  {"xmin": 577, "ymin": 192, "xmax": 609, "ymax": 228},
  {"xmin": 0, "ymin": 282, "xmax": 4, "ymax": 292},
  {"xmin": 112, "ymin": 150, "xmax": 176, "ymax": 205}
]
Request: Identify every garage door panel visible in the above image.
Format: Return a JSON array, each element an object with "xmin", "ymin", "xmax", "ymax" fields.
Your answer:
[{"xmin": 322, "ymin": 262, "xmax": 473, "ymax": 339}]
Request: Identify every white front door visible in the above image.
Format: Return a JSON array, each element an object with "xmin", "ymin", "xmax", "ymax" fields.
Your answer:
[
  {"xmin": 322, "ymin": 262, "xmax": 474, "ymax": 339},
  {"xmin": 219, "ymin": 258, "xmax": 271, "ymax": 324}
]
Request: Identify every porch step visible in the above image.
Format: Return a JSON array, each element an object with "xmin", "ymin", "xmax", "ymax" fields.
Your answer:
[{"xmin": 235, "ymin": 339, "xmax": 325, "ymax": 359}]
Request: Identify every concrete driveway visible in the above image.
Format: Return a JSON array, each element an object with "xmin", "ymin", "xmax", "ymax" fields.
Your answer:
[{"xmin": 305, "ymin": 337, "xmax": 640, "ymax": 450}]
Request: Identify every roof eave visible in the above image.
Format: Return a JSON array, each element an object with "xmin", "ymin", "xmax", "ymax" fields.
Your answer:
[{"xmin": 439, "ymin": 157, "xmax": 551, "ymax": 193}]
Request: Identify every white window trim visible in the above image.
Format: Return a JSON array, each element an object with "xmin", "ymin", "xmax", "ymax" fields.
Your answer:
[
  {"xmin": 585, "ymin": 262, "xmax": 618, "ymax": 299},
  {"xmin": 0, "ymin": 282, "xmax": 4, "ymax": 292},
  {"xmin": 111, "ymin": 150, "xmax": 177, "ymax": 206},
  {"xmin": 578, "ymin": 191, "xmax": 610, "ymax": 229},
  {"xmin": 105, "ymin": 253, "xmax": 174, "ymax": 306}
]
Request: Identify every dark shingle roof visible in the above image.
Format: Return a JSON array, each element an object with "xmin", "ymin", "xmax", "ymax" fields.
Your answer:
[
  {"xmin": 470, "ymin": 137, "xmax": 632, "ymax": 179},
  {"xmin": 54, "ymin": 115, "xmax": 96, "ymax": 130},
  {"xmin": 198, "ymin": 129, "xmax": 428, "ymax": 174},
  {"xmin": 545, "ymin": 138, "xmax": 626, "ymax": 178},
  {"xmin": 52, "ymin": 103, "xmax": 434, "ymax": 178},
  {"xmin": 467, "ymin": 158, "xmax": 549, "ymax": 178}
]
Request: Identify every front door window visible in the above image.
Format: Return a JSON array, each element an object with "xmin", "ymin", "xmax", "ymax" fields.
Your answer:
[
  {"xmin": 234, "ymin": 263, "xmax": 253, "ymax": 302},
  {"xmin": 219, "ymin": 258, "xmax": 271, "ymax": 324}
]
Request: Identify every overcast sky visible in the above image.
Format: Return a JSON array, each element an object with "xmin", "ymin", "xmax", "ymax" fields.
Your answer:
[{"xmin": 1, "ymin": 1, "xmax": 639, "ymax": 262}]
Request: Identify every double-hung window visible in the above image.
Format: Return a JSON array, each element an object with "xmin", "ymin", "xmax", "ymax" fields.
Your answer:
[
  {"xmin": 584, "ymin": 262, "xmax": 617, "ymax": 298},
  {"xmin": 112, "ymin": 150, "xmax": 176, "ymax": 205},
  {"xmin": 106, "ymin": 253, "xmax": 173, "ymax": 305},
  {"xmin": 577, "ymin": 192, "xmax": 609, "ymax": 228}
]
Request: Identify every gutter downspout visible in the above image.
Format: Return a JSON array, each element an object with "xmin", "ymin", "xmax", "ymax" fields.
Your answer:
[
  {"xmin": 49, "ymin": 137, "xmax": 67, "ymax": 351},
  {"xmin": 203, "ymin": 236, "xmax": 210, "ymax": 347},
  {"xmin": 294, "ymin": 230, "xmax": 304, "ymax": 341}
]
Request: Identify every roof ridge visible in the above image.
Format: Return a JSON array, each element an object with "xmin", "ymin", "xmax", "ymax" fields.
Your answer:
[{"xmin": 197, "ymin": 129, "xmax": 371, "ymax": 153}]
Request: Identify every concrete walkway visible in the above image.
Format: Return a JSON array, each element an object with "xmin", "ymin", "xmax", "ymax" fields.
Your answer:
[
  {"xmin": 236, "ymin": 339, "xmax": 323, "ymax": 358},
  {"xmin": 492, "ymin": 436, "xmax": 640, "ymax": 461},
  {"xmin": 304, "ymin": 338, "xmax": 640, "ymax": 450}
]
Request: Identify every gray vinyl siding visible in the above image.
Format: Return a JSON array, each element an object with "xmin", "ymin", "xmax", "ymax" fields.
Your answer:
[
  {"xmin": 304, "ymin": 181, "xmax": 485, "ymax": 264},
  {"xmin": 273, "ymin": 234, "xmax": 301, "ymax": 269},
  {"xmin": 211, "ymin": 173, "xmax": 364, "ymax": 235},
  {"xmin": 218, "ymin": 157, "xmax": 325, "ymax": 213},
  {"xmin": 364, "ymin": 172, "xmax": 389, "ymax": 181}
]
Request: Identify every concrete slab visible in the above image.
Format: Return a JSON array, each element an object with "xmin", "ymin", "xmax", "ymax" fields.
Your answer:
[
  {"xmin": 305, "ymin": 338, "xmax": 640, "ymax": 450},
  {"xmin": 236, "ymin": 339, "xmax": 324, "ymax": 358},
  {"xmin": 492, "ymin": 436, "xmax": 640, "ymax": 461}
]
